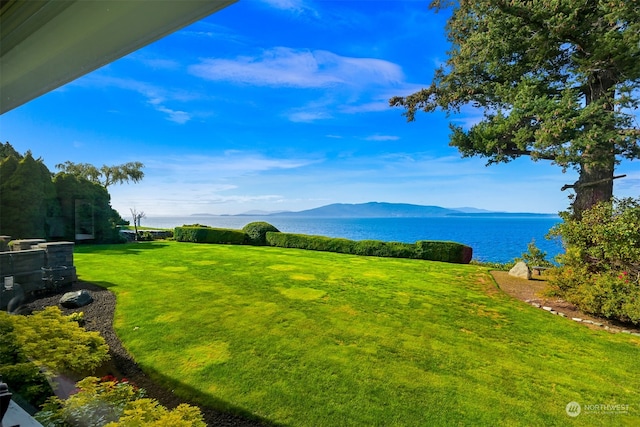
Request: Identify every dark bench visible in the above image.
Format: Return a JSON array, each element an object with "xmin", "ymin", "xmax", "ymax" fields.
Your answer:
[{"xmin": 531, "ymin": 266, "xmax": 549, "ymax": 276}]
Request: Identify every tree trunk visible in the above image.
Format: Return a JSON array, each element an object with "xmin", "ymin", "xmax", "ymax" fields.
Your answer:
[
  {"xmin": 572, "ymin": 162, "xmax": 614, "ymax": 219},
  {"xmin": 571, "ymin": 71, "xmax": 616, "ymax": 218}
]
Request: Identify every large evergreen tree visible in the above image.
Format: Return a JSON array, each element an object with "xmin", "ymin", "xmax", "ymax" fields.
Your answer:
[
  {"xmin": 0, "ymin": 152, "xmax": 56, "ymax": 238},
  {"xmin": 390, "ymin": 0, "xmax": 640, "ymax": 217},
  {"xmin": 0, "ymin": 142, "xmax": 126, "ymax": 242}
]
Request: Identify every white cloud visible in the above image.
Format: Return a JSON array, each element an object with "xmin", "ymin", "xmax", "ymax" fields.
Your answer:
[
  {"xmin": 189, "ymin": 47, "xmax": 404, "ymax": 89},
  {"xmin": 179, "ymin": 22, "xmax": 249, "ymax": 45},
  {"xmin": 155, "ymin": 106, "xmax": 192, "ymax": 124},
  {"xmin": 614, "ymin": 169, "xmax": 640, "ymax": 196},
  {"xmin": 108, "ymin": 151, "xmax": 320, "ymax": 216},
  {"xmin": 126, "ymin": 53, "xmax": 181, "ymax": 71},
  {"xmin": 149, "ymin": 151, "xmax": 318, "ymax": 176},
  {"xmin": 287, "ymin": 110, "xmax": 332, "ymax": 122},
  {"xmin": 364, "ymin": 135, "xmax": 400, "ymax": 141},
  {"xmin": 340, "ymin": 101, "xmax": 389, "ymax": 114},
  {"xmin": 72, "ymin": 75, "xmax": 196, "ymax": 124},
  {"xmin": 260, "ymin": 0, "xmax": 318, "ymax": 16}
]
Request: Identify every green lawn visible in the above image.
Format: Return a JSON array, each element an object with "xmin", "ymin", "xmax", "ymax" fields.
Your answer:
[{"xmin": 74, "ymin": 241, "xmax": 640, "ymax": 426}]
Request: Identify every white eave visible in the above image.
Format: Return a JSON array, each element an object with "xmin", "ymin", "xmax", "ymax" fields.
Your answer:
[{"xmin": 0, "ymin": 0, "xmax": 237, "ymax": 114}]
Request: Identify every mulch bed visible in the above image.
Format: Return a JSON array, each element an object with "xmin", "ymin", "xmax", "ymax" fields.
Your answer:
[{"xmin": 21, "ymin": 281, "xmax": 270, "ymax": 427}]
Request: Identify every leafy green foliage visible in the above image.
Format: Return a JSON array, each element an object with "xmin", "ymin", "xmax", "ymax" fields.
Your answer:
[
  {"xmin": 415, "ymin": 240, "xmax": 473, "ymax": 263},
  {"xmin": 55, "ymin": 161, "xmax": 145, "ymax": 188},
  {"xmin": 0, "ymin": 144, "xmax": 126, "ymax": 242},
  {"xmin": 265, "ymin": 232, "xmax": 472, "ymax": 263},
  {"xmin": 242, "ymin": 221, "xmax": 280, "ymax": 245},
  {"xmin": 7, "ymin": 306, "xmax": 110, "ymax": 375},
  {"xmin": 0, "ymin": 141, "xmax": 22, "ymax": 160},
  {"xmin": 548, "ymin": 198, "xmax": 640, "ymax": 323},
  {"xmin": 36, "ymin": 376, "xmax": 204, "ymax": 427},
  {"xmin": 390, "ymin": 1, "xmax": 640, "ymax": 216},
  {"xmin": 0, "ymin": 314, "xmax": 52, "ymax": 407},
  {"xmin": 174, "ymin": 226, "xmax": 246, "ymax": 244},
  {"xmin": 53, "ymin": 173, "xmax": 125, "ymax": 242},
  {"xmin": 0, "ymin": 152, "xmax": 57, "ymax": 238},
  {"xmin": 106, "ymin": 399, "xmax": 206, "ymax": 427},
  {"xmin": 515, "ymin": 239, "xmax": 554, "ymax": 267}
]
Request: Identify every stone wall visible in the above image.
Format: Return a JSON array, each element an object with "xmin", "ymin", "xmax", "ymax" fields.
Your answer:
[{"xmin": 1, "ymin": 239, "xmax": 76, "ymax": 310}]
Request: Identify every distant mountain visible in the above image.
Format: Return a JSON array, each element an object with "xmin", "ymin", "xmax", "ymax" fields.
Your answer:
[
  {"xmin": 237, "ymin": 210, "xmax": 291, "ymax": 216},
  {"xmin": 448, "ymin": 207, "xmax": 494, "ymax": 214},
  {"xmin": 269, "ymin": 202, "xmax": 462, "ymax": 218},
  {"xmin": 191, "ymin": 203, "xmax": 556, "ymax": 218},
  {"xmin": 446, "ymin": 211, "xmax": 559, "ymax": 217}
]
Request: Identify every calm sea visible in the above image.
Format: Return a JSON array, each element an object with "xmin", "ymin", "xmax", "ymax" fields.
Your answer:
[{"xmin": 142, "ymin": 215, "xmax": 563, "ymax": 264}]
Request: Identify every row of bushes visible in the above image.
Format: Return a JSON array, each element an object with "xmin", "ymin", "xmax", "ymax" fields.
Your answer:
[
  {"xmin": 174, "ymin": 226, "xmax": 246, "ymax": 245},
  {"xmin": 174, "ymin": 222, "xmax": 278, "ymax": 245},
  {"xmin": 265, "ymin": 232, "xmax": 472, "ymax": 264},
  {"xmin": 174, "ymin": 222, "xmax": 472, "ymax": 264}
]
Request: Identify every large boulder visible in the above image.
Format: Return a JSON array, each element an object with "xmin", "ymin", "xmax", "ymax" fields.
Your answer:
[
  {"xmin": 509, "ymin": 261, "xmax": 532, "ymax": 280},
  {"xmin": 60, "ymin": 290, "xmax": 93, "ymax": 308}
]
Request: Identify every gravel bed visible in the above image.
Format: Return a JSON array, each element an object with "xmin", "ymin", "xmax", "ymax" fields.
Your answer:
[{"xmin": 21, "ymin": 281, "xmax": 270, "ymax": 427}]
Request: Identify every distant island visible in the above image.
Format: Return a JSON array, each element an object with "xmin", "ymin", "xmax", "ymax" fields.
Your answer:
[{"xmin": 193, "ymin": 202, "xmax": 558, "ymax": 218}]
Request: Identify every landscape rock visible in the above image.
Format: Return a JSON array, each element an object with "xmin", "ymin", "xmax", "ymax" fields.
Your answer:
[
  {"xmin": 60, "ymin": 290, "xmax": 93, "ymax": 308},
  {"xmin": 508, "ymin": 261, "xmax": 532, "ymax": 280}
]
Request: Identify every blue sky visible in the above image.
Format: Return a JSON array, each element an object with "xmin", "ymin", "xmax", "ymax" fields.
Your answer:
[{"xmin": 2, "ymin": 0, "xmax": 638, "ymax": 216}]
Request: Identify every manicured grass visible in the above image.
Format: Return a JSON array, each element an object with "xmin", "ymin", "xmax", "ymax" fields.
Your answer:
[{"xmin": 74, "ymin": 241, "xmax": 640, "ymax": 426}]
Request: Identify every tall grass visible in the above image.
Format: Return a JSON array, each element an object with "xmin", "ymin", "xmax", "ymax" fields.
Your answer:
[{"xmin": 75, "ymin": 241, "xmax": 640, "ymax": 426}]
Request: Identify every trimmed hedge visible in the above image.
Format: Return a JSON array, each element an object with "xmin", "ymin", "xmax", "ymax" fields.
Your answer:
[
  {"xmin": 174, "ymin": 226, "xmax": 246, "ymax": 244},
  {"xmin": 174, "ymin": 223, "xmax": 472, "ymax": 263},
  {"xmin": 242, "ymin": 222, "xmax": 280, "ymax": 245},
  {"xmin": 265, "ymin": 232, "xmax": 472, "ymax": 264},
  {"xmin": 415, "ymin": 240, "xmax": 473, "ymax": 264}
]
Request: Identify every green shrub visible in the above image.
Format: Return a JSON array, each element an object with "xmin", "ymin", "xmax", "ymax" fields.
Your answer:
[
  {"xmin": 515, "ymin": 239, "xmax": 554, "ymax": 267},
  {"xmin": 415, "ymin": 240, "xmax": 473, "ymax": 263},
  {"xmin": 0, "ymin": 315, "xmax": 52, "ymax": 407},
  {"xmin": 266, "ymin": 232, "xmax": 472, "ymax": 263},
  {"xmin": 138, "ymin": 231, "xmax": 154, "ymax": 241},
  {"xmin": 266, "ymin": 232, "xmax": 349, "ymax": 253},
  {"xmin": 548, "ymin": 198, "xmax": 640, "ymax": 323},
  {"xmin": 352, "ymin": 240, "xmax": 416, "ymax": 258},
  {"xmin": 174, "ymin": 226, "xmax": 246, "ymax": 244},
  {"xmin": 6, "ymin": 306, "xmax": 110, "ymax": 375},
  {"xmin": 242, "ymin": 222, "xmax": 280, "ymax": 245},
  {"xmin": 107, "ymin": 399, "xmax": 206, "ymax": 427},
  {"xmin": 35, "ymin": 376, "xmax": 206, "ymax": 427}
]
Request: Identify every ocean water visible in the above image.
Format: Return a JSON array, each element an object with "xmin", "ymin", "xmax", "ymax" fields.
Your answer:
[{"xmin": 142, "ymin": 215, "xmax": 564, "ymax": 264}]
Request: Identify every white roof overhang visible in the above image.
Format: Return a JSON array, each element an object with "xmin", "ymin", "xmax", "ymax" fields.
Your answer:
[{"xmin": 0, "ymin": 0, "xmax": 236, "ymax": 114}]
